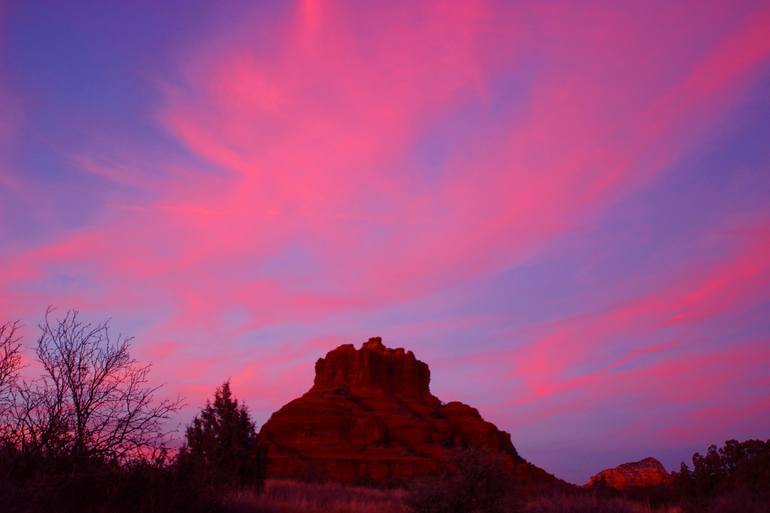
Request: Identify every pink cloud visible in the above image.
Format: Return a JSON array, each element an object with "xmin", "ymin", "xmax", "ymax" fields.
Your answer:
[
  {"xmin": 2, "ymin": 2, "xmax": 770, "ymax": 451},
  {"xmin": 506, "ymin": 215, "xmax": 770, "ymax": 402},
  {"xmin": 4, "ymin": 2, "xmax": 765, "ymax": 318}
]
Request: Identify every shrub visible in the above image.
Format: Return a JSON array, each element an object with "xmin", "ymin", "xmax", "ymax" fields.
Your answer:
[
  {"xmin": 179, "ymin": 380, "xmax": 267, "ymax": 489},
  {"xmin": 524, "ymin": 492, "xmax": 677, "ymax": 513},
  {"xmin": 0, "ymin": 449, "xmax": 221, "ymax": 513},
  {"xmin": 406, "ymin": 448, "xmax": 517, "ymax": 513},
  {"xmin": 224, "ymin": 479, "xmax": 407, "ymax": 513}
]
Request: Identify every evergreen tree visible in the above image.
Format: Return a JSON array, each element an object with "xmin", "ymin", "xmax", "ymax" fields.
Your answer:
[
  {"xmin": 179, "ymin": 381, "xmax": 266, "ymax": 488},
  {"xmin": 673, "ymin": 461, "xmax": 694, "ymax": 498}
]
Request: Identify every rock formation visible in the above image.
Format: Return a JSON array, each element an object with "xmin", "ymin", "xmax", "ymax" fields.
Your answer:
[
  {"xmin": 586, "ymin": 457, "xmax": 672, "ymax": 490},
  {"xmin": 259, "ymin": 337, "xmax": 556, "ymax": 487}
]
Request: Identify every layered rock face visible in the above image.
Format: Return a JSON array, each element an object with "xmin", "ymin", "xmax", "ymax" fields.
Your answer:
[
  {"xmin": 586, "ymin": 457, "xmax": 672, "ymax": 490},
  {"xmin": 259, "ymin": 337, "xmax": 554, "ymax": 486}
]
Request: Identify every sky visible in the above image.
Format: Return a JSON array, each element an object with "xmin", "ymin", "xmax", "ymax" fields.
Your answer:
[{"xmin": 1, "ymin": 0, "xmax": 770, "ymax": 484}]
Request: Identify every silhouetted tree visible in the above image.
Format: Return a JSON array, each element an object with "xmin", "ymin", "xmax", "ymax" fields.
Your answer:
[
  {"xmin": 179, "ymin": 381, "xmax": 266, "ymax": 489},
  {"xmin": 718, "ymin": 439, "xmax": 770, "ymax": 493},
  {"xmin": 0, "ymin": 321, "xmax": 22, "ymax": 396},
  {"xmin": 670, "ymin": 439, "xmax": 770, "ymax": 513},
  {"xmin": 672, "ymin": 461, "xmax": 694, "ymax": 497},
  {"xmin": 0, "ymin": 320, "xmax": 22, "ymax": 443},
  {"xmin": 6, "ymin": 308, "xmax": 181, "ymax": 462}
]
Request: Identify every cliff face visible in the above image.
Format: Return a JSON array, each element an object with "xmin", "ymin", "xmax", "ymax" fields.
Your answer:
[
  {"xmin": 312, "ymin": 337, "xmax": 433, "ymax": 401},
  {"xmin": 586, "ymin": 457, "xmax": 672, "ymax": 490},
  {"xmin": 259, "ymin": 337, "xmax": 555, "ymax": 486}
]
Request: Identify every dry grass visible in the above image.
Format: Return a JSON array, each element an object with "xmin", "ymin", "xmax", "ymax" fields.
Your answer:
[
  {"xmin": 223, "ymin": 479, "xmax": 408, "ymax": 513},
  {"xmin": 523, "ymin": 494, "xmax": 683, "ymax": 513},
  {"xmin": 223, "ymin": 481, "xmax": 696, "ymax": 513}
]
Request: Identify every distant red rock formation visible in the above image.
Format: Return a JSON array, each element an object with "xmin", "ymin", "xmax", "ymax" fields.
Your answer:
[
  {"xmin": 259, "ymin": 337, "xmax": 557, "ymax": 487},
  {"xmin": 586, "ymin": 457, "xmax": 672, "ymax": 490}
]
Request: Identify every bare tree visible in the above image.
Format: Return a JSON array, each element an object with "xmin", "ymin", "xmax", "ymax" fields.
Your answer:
[
  {"xmin": 0, "ymin": 320, "xmax": 22, "ymax": 427},
  {"xmin": 5, "ymin": 380, "xmax": 66, "ymax": 456},
  {"xmin": 12, "ymin": 307, "xmax": 182, "ymax": 462}
]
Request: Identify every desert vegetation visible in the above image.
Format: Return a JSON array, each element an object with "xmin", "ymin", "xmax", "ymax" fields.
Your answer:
[
  {"xmin": 522, "ymin": 493, "xmax": 680, "ymax": 513},
  {"xmin": 669, "ymin": 439, "xmax": 770, "ymax": 513},
  {"xmin": 221, "ymin": 482, "xmax": 683, "ymax": 513},
  {"xmin": 406, "ymin": 448, "xmax": 516, "ymax": 513},
  {"xmin": 0, "ymin": 309, "xmax": 263, "ymax": 512},
  {"xmin": 225, "ymin": 480, "xmax": 408, "ymax": 513}
]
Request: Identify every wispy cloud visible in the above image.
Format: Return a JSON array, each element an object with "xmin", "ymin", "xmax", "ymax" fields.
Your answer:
[{"xmin": 1, "ymin": 0, "xmax": 769, "ymax": 483}]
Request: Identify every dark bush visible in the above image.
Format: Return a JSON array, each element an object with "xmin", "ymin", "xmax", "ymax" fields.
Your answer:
[
  {"xmin": 523, "ymin": 492, "xmax": 657, "ymax": 513},
  {"xmin": 407, "ymin": 447, "xmax": 517, "ymax": 513},
  {"xmin": 0, "ymin": 447, "xmax": 222, "ymax": 513}
]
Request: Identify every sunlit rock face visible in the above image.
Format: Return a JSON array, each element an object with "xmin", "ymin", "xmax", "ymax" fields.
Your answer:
[
  {"xmin": 259, "ymin": 337, "xmax": 556, "ymax": 486},
  {"xmin": 586, "ymin": 457, "xmax": 672, "ymax": 490}
]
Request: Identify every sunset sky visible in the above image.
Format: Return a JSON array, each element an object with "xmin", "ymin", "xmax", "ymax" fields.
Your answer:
[{"xmin": 2, "ymin": 0, "xmax": 770, "ymax": 483}]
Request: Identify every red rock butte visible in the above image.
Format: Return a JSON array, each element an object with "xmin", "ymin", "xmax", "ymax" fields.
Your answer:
[
  {"xmin": 259, "ymin": 337, "xmax": 557, "ymax": 486},
  {"xmin": 586, "ymin": 457, "xmax": 672, "ymax": 490}
]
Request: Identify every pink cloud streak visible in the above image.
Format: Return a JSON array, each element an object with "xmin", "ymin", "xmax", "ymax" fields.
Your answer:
[{"xmin": 1, "ymin": 2, "xmax": 769, "ymax": 473}]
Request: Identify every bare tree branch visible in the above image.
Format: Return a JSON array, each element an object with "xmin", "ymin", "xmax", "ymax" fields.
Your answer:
[
  {"xmin": 0, "ymin": 320, "xmax": 23, "ymax": 428},
  {"xmin": 9, "ymin": 307, "xmax": 182, "ymax": 462}
]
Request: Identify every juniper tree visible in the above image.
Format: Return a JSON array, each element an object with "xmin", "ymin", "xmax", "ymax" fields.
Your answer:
[{"xmin": 179, "ymin": 381, "xmax": 266, "ymax": 488}]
